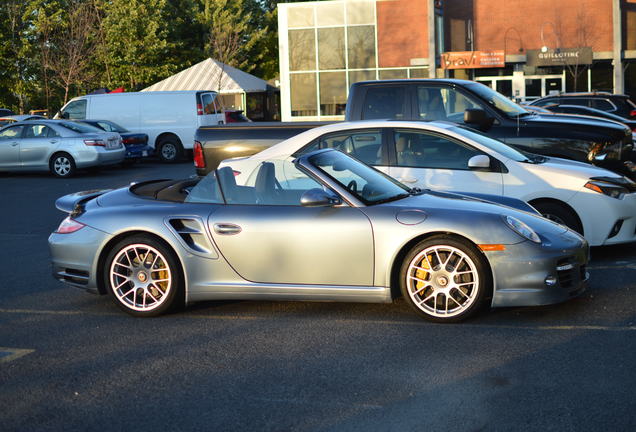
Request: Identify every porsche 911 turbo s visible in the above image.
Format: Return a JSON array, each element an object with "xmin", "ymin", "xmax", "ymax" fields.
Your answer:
[{"xmin": 49, "ymin": 149, "xmax": 589, "ymax": 322}]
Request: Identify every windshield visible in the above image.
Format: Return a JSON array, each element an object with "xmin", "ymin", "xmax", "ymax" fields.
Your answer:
[
  {"xmin": 59, "ymin": 121, "xmax": 103, "ymax": 134},
  {"xmin": 466, "ymin": 82, "xmax": 528, "ymax": 118},
  {"xmin": 308, "ymin": 150, "xmax": 411, "ymax": 205},
  {"xmin": 449, "ymin": 126, "xmax": 530, "ymax": 162}
]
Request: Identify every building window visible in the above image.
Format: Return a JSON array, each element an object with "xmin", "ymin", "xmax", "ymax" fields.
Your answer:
[
  {"xmin": 318, "ymin": 28, "xmax": 346, "ymax": 70},
  {"xmin": 349, "ymin": 70, "xmax": 376, "ymax": 85},
  {"xmin": 346, "ymin": 1, "xmax": 375, "ymax": 25},
  {"xmin": 347, "ymin": 26, "xmax": 376, "ymax": 69},
  {"xmin": 291, "ymin": 73, "xmax": 317, "ymax": 117},
  {"xmin": 289, "ymin": 29, "xmax": 316, "ymax": 71},
  {"xmin": 379, "ymin": 69, "xmax": 408, "ymax": 79},
  {"xmin": 317, "ymin": 2, "xmax": 344, "ymax": 26},
  {"xmin": 288, "ymin": 6, "xmax": 314, "ymax": 28},
  {"xmin": 319, "ymin": 72, "xmax": 347, "ymax": 116}
]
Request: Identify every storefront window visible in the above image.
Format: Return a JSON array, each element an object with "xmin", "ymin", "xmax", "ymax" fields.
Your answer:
[
  {"xmin": 379, "ymin": 69, "xmax": 408, "ymax": 79},
  {"xmin": 318, "ymin": 28, "xmax": 346, "ymax": 70},
  {"xmin": 291, "ymin": 73, "xmax": 317, "ymax": 117},
  {"xmin": 289, "ymin": 29, "xmax": 316, "ymax": 71},
  {"xmin": 346, "ymin": 1, "xmax": 375, "ymax": 25},
  {"xmin": 349, "ymin": 70, "xmax": 376, "ymax": 85},
  {"xmin": 319, "ymin": 72, "xmax": 347, "ymax": 116},
  {"xmin": 288, "ymin": 6, "xmax": 314, "ymax": 28},
  {"xmin": 317, "ymin": 2, "xmax": 344, "ymax": 26},
  {"xmin": 347, "ymin": 26, "xmax": 375, "ymax": 69}
]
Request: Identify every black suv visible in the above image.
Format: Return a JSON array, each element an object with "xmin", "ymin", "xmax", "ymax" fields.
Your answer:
[{"xmin": 530, "ymin": 92, "xmax": 636, "ymax": 120}]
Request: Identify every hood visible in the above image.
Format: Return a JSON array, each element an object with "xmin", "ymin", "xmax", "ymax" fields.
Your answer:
[
  {"xmin": 524, "ymin": 112, "xmax": 629, "ymax": 131},
  {"xmin": 522, "ymin": 155, "xmax": 625, "ymax": 182}
]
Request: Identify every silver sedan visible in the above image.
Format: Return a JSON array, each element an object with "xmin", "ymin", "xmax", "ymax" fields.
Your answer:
[
  {"xmin": 0, "ymin": 119, "xmax": 125, "ymax": 177},
  {"xmin": 49, "ymin": 149, "xmax": 589, "ymax": 322}
]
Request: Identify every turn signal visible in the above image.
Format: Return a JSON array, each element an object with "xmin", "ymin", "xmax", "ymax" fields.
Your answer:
[
  {"xmin": 478, "ymin": 244, "xmax": 506, "ymax": 251},
  {"xmin": 55, "ymin": 217, "xmax": 85, "ymax": 234}
]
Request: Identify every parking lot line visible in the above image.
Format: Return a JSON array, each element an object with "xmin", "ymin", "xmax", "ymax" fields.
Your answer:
[
  {"xmin": 0, "ymin": 348, "xmax": 34, "ymax": 363},
  {"xmin": 1, "ymin": 308, "xmax": 634, "ymax": 332}
]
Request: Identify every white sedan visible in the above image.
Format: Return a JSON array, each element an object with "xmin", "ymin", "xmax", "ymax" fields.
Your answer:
[{"xmin": 220, "ymin": 120, "xmax": 636, "ymax": 247}]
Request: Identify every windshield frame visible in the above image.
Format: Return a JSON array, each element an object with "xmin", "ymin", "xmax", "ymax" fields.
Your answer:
[{"xmin": 466, "ymin": 82, "xmax": 529, "ymax": 118}]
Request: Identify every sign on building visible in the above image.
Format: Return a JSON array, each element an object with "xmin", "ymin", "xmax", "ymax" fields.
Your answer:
[
  {"xmin": 441, "ymin": 50, "xmax": 505, "ymax": 69},
  {"xmin": 526, "ymin": 47, "xmax": 593, "ymax": 67}
]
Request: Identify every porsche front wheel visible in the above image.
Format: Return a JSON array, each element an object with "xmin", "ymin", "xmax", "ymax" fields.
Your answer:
[
  {"xmin": 400, "ymin": 236, "xmax": 491, "ymax": 323},
  {"xmin": 104, "ymin": 236, "xmax": 183, "ymax": 317}
]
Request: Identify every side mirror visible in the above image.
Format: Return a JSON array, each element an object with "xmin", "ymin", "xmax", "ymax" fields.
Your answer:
[
  {"xmin": 300, "ymin": 188, "xmax": 341, "ymax": 207},
  {"xmin": 467, "ymin": 154, "xmax": 491, "ymax": 170},
  {"xmin": 464, "ymin": 108, "xmax": 494, "ymax": 132}
]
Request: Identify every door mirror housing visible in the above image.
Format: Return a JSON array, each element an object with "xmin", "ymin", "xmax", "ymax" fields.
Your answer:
[
  {"xmin": 300, "ymin": 188, "xmax": 341, "ymax": 207},
  {"xmin": 464, "ymin": 108, "xmax": 495, "ymax": 132},
  {"xmin": 467, "ymin": 154, "xmax": 491, "ymax": 170}
]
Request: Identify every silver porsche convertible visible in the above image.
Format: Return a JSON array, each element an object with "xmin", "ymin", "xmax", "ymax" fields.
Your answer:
[{"xmin": 49, "ymin": 149, "xmax": 589, "ymax": 322}]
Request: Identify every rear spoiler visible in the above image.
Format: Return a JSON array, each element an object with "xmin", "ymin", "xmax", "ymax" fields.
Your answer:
[{"xmin": 55, "ymin": 189, "xmax": 111, "ymax": 215}]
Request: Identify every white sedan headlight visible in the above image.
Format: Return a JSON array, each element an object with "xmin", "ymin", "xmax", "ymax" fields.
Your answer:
[{"xmin": 503, "ymin": 215, "xmax": 541, "ymax": 243}]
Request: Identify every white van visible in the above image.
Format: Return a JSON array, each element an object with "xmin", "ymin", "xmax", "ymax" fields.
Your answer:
[{"xmin": 55, "ymin": 91, "xmax": 224, "ymax": 162}]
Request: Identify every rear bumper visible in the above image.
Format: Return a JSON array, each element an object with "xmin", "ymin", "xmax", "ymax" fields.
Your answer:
[
  {"xmin": 124, "ymin": 144, "xmax": 153, "ymax": 159},
  {"xmin": 489, "ymin": 238, "xmax": 589, "ymax": 308},
  {"xmin": 75, "ymin": 147, "xmax": 126, "ymax": 168}
]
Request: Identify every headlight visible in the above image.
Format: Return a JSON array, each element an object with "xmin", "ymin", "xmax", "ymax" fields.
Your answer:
[
  {"xmin": 584, "ymin": 181, "xmax": 628, "ymax": 199},
  {"xmin": 503, "ymin": 215, "xmax": 541, "ymax": 243}
]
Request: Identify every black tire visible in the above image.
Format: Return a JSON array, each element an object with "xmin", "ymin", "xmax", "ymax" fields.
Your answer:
[
  {"xmin": 156, "ymin": 135, "xmax": 183, "ymax": 163},
  {"xmin": 399, "ymin": 236, "xmax": 491, "ymax": 323},
  {"xmin": 531, "ymin": 201, "xmax": 583, "ymax": 234},
  {"xmin": 49, "ymin": 153, "xmax": 76, "ymax": 178},
  {"xmin": 104, "ymin": 235, "xmax": 184, "ymax": 317}
]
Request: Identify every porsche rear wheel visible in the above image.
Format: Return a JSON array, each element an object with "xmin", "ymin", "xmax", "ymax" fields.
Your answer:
[
  {"xmin": 400, "ymin": 236, "xmax": 491, "ymax": 323},
  {"xmin": 104, "ymin": 236, "xmax": 183, "ymax": 317}
]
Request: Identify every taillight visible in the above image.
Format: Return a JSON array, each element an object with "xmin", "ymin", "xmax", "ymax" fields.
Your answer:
[
  {"xmin": 630, "ymin": 109, "xmax": 636, "ymax": 117},
  {"xmin": 193, "ymin": 140, "xmax": 205, "ymax": 169},
  {"xmin": 233, "ymin": 170, "xmax": 241, "ymax": 177},
  {"xmin": 197, "ymin": 103, "xmax": 203, "ymax": 115},
  {"xmin": 84, "ymin": 139, "xmax": 105, "ymax": 147},
  {"xmin": 55, "ymin": 216, "xmax": 85, "ymax": 234}
]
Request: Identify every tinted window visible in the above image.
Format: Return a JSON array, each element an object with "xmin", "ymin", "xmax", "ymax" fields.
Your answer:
[
  {"xmin": 60, "ymin": 121, "xmax": 101, "ymax": 134},
  {"xmin": 533, "ymin": 98, "xmax": 556, "ymax": 107},
  {"xmin": 0, "ymin": 126, "xmax": 23, "ymax": 139},
  {"xmin": 417, "ymin": 86, "xmax": 481, "ymax": 123},
  {"xmin": 591, "ymin": 99, "xmax": 615, "ymax": 111},
  {"xmin": 362, "ymin": 86, "xmax": 406, "ymax": 120},
  {"xmin": 24, "ymin": 124, "xmax": 54, "ymax": 138},
  {"xmin": 559, "ymin": 98, "xmax": 589, "ymax": 107},
  {"xmin": 302, "ymin": 129, "xmax": 383, "ymax": 166},
  {"xmin": 62, "ymin": 99, "xmax": 87, "ymax": 119},
  {"xmin": 97, "ymin": 121, "xmax": 126, "ymax": 133},
  {"xmin": 393, "ymin": 129, "xmax": 481, "ymax": 169}
]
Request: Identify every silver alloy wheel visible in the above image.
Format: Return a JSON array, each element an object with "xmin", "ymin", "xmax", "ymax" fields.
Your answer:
[
  {"xmin": 405, "ymin": 245, "xmax": 479, "ymax": 318},
  {"xmin": 53, "ymin": 156, "xmax": 71, "ymax": 176},
  {"xmin": 160, "ymin": 142, "xmax": 177, "ymax": 160},
  {"xmin": 109, "ymin": 244, "xmax": 172, "ymax": 312}
]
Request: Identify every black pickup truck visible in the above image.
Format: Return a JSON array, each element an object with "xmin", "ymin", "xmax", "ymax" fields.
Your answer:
[{"xmin": 194, "ymin": 79, "xmax": 634, "ymax": 176}]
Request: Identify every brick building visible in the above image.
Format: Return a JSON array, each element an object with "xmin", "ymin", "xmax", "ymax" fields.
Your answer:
[{"xmin": 278, "ymin": 0, "xmax": 636, "ymax": 121}]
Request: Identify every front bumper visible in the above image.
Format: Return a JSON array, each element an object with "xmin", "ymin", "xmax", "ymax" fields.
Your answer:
[
  {"xmin": 48, "ymin": 225, "xmax": 112, "ymax": 294},
  {"xmin": 489, "ymin": 235, "xmax": 589, "ymax": 308}
]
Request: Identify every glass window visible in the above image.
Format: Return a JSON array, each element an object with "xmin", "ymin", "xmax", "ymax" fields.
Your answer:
[
  {"xmin": 346, "ymin": 1, "xmax": 375, "ymax": 25},
  {"xmin": 349, "ymin": 70, "xmax": 376, "ymax": 85},
  {"xmin": 316, "ymin": 3, "xmax": 344, "ymax": 26},
  {"xmin": 288, "ymin": 6, "xmax": 314, "ymax": 28},
  {"xmin": 23, "ymin": 124, "xmax": 52, "ymax": 138},
  {"xmin": 97, "ymin": 121, "xmax": 126, "ymax": 133},
  {"xmin": 591, "ymin": 99, "xmax": 615, "ymax": 111},
  {"xmin": 0, "ymin": 125, "xmax": 23, "ymax": 139},
  {"xmin": 347, "ymin": 26, "xmax": 375, "ymax": 69},
  {"xmin": 61, "ymin": 99, "xmax": 87, "ymax": 120},
  {"xmin": 216, "ymin": 94, "xmax": 242, "ymax": 110},
  {"xmin": 362, "ymin": 86, "xmax": 406, "ymax": 120},
  {"xmin": 291, "ymin": 73, "xmax": 317, "ymax": 117},
  {"xmin": 289, "ymin": 29, "xmax": 316, "ymax": 71},
  {"xmin": 525, "ymin": 79, "xmax": 542, "ymax": 98},
  {"xmin": 318, "ymin": 28, "xmax": 345, "ymax": 70},
  {"xmin": 185, "ymin": 171, "xmax": 224, "ymax": 204},
  {"xmin": 319, "ymin": 72, "xmax": 347, "ymax": 116},
  {"xmin": 393, "ymin": 129, "xmax": 481, "ymax": 169},
  {"xmin": 59, "ymin": 121, "xmax": 101, "ymax": 134},
  {"xmin": 46, "ymin": 126, "xmax": 60, "ymax": 137},
  {"xmin": 533, "ymin": 97, "xmax": 556, "ymax": 107},
  {"xmin": 416, "ymin": 86, "xmax": 481, "ymax": 123},
  {"xmin": 379, "ymin": 69, "xmax": 408, "ymax": 79},
  {"xmin": 465, "ymin": 82, "xmax": 528, "ymax": 117},
  {"xmin": 201, "ymin": 93, "xmax": 219, "ymax": 114},
  {"xmin": 305, "ymin": 129, "xmax": 383, "ymax": 166},
  {"xmin": 409, "ymin": 68, "xmax": 429, "ymax": 78}
]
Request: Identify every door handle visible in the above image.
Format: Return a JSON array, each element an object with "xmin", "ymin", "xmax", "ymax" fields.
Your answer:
[
  {"xmin": 398, "ymin": 177, "xmax": 417, "ymax": 183},
  {"xmin": 213, "ymin": 223, "xmax": 242, "ymax": 235},
  {"xmin": 50, "ymin": 139, "xmax": 58, "ymax": 144},
  {"xmin": 11, "ymin": 142, "xmax": 18, "ymax": 147}
]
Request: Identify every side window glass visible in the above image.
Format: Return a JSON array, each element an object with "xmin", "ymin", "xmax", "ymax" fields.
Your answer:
[
  {"xmin": 97, "ymin": 122, "xmax": 114, "ymax": 132},
  {"xmin": 24, "ymin": 124, "xmax": 49, "ymax": 138},
  {"xmin": 533, "ymin": 98, "xmax": 554, "ymax": 107},
  {"xmin": 45, "ymin": 126, "xmax": 60, "ymax": 138},
  {"xmin": 591, "ymin": 99, "xmax": 615, "ymax": 111},
  {"xmin": 394, "ymin": 129, "xmax": 481, "ymax": 169},
  {"xmin": 362, "ymin": 86, "xmax": 406, "ymax": 120},
  {"xmin": 417, "ymin": 87, "xmax": 480, "ymax": 123},
  {"xmin": 0, "ymin": 126, "xmax": 23, "ymax": 139},
  {"xmin": 201, "ymin": 93, "xmax": 218, "ymax": 114},
  {"xmin": 185, "ymin": 172, "xmax": 224, "ymax": 204},
  {"xmin": 561, "ymin": 98, "xmax": 587, "ymax": 107},
  {"xmin": 319, "ymin": 130, "xmax": 382, "ymax": 165},
  {"xmin": 62, "ymin": 100, "xmax": 87, "ymax": 119}
]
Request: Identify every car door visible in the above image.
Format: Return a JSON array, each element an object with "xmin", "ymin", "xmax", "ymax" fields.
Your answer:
[
  {"xmin": 209, "ymin": 160, "xmax": 374, "ymax": 286},
  {"xmin": 198, "ymin": 92, "xmax": 224, "ymax": 125},
  {"xmin": 387, "ymin": 128, "xmax": 504, "ymax": 195},
  {"xmin": 0, "ymin": 125, "xmax": 23, "ymax": 169},
  {"xmin": 19, "ymin": 124, "xmax": 60, "ymax": 168}
]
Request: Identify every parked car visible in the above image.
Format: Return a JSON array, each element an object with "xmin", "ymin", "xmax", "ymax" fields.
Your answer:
[
  {"xmin": 529, "ymin": 92, "xmax": 636, "ymax": 120},
  {"xmin": 0, "ymin": 108, "xmax": 15, "ymax": 116},
  {"xmin": 541, "ymin": 104, "xmax": 636, "ymax": 132},
  {"xmin": 0, "ymin": 120, "xmax": 125, "ymax": 177},
  {"xmin": 55, "ymin": 90, "xmax": 224, "ymax": 162},
  {"xmin": 78, "ymin": 119, "xmax": 152, "ymax": 164},
  {"xmin": 49, "ymin": 148, "xmax": 588, "ymax": 322},
  {"xmin": 0, "ymin": 115, "xmax": 46, "ymax": 127},
  {"xmin": 220, "ymin": 120, "xmax": 636, "ymax": 247}
]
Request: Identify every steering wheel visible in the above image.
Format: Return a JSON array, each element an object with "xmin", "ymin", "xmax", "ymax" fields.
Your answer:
[{"xmin": 346, "ymin": 180, "xmax": 358, "ymax": 193}]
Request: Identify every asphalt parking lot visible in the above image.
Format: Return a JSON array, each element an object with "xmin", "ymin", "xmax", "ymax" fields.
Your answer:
[{"xmin": 1, "ymin": 161, "xmax": 635, "ymax": 432}]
